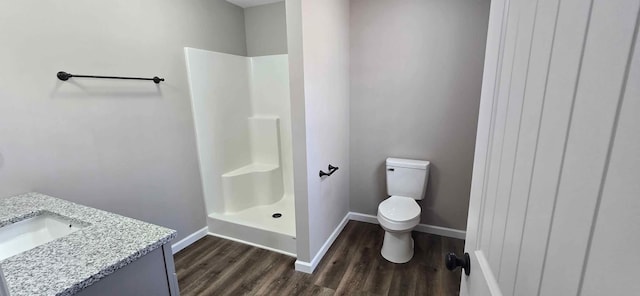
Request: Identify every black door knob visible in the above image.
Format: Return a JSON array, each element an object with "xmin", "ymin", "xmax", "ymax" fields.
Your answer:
[{"xmin": 445, "ymin": 252, "xmax": 471, "ymax": 276}]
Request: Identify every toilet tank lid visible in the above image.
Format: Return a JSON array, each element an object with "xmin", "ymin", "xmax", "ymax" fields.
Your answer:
[{"xmin": 386, "ymin": 158, "xmax": 430, "ymax": 169}]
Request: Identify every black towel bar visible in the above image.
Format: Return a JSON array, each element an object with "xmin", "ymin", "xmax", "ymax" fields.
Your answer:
[{"xmin": 57, "ymin": 71, "xmax": 164, "ymax": 84}]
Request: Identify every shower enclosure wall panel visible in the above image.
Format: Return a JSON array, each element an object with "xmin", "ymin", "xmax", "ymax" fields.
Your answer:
[
  {"xmin": 185, "ymin": 48, "xmax": 296, "ymax": 255},
  {"xmin": 249, "ymin": 55, "xmax": 294, "ymax": 198},
  {"xmin": 221, "ymin": 117, "xmax": 284, "ymax": 213},
  {"xmin": 184, "ymin": 48, "xmax": 252, "ymax": 215},
  {"xmin": 249, "ymin": 116, "xmax": 281, "ymax": 165}
]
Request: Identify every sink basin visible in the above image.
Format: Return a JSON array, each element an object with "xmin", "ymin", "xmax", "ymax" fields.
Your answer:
[{"xmin": 0, "ymin": 213, "xmax": 87, "ymax": 261}]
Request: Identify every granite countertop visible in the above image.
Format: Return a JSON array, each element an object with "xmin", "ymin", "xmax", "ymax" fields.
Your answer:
[{"xmin": 0, "ymin": 193, "xmax": 176, "ymax": 296}]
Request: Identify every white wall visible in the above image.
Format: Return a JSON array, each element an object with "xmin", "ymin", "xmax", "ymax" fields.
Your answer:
[
  {"xmin": 287, "ymin": 0, "xmax": 351, "ymax": 264},
  {"xmin": 244, "ymin": 2, "xmax": 288, "ymax": 57},
  {"xmin": 349, "ymin": 0, "xmax": 491, "ymax": 230},
  {"xmin": 285, "ymin": 0, "xmax": 312, "ymax": 262},
  {"xmin": 0, "ymin": 0, "xmax": 247, "ymax": 242}
]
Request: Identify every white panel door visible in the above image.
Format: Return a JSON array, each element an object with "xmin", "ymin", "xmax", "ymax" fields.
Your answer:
[{"xmin": 459, "ymin": 0, "xmax": 640, "ymax": 295}]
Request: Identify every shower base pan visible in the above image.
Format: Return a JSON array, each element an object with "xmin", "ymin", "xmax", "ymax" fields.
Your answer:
[{"xmin": 207, "ymin": 196, "xmax": 296, "ymax": 256}]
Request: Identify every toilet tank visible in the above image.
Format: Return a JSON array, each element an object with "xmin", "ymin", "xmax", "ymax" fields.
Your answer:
[{"xmin": 386, "ymin": 158, "xmax": 430, "ymax": 200}]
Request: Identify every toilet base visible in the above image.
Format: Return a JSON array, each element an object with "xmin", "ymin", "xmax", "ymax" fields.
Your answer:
[{"xmin": 381, "ymin": 230, "xmax": 414, "ymax": 263}]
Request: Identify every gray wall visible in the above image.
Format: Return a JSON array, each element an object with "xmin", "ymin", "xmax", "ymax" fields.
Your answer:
[
  {"xmin": 244, "ymin": 2, "xmax": 288, "ymax": 57},
  {"xmin": 349, "ymin": 0, "xmax": 491, "ymax": 230},
  {"xmin": 0, "ymin": 0, "xmax": 247, "ymax": 242}
]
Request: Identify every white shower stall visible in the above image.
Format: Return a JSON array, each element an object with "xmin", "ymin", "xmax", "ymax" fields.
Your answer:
[{"xmin": 185, "ymin": 48, "xmax": 295, "ymax": 255}]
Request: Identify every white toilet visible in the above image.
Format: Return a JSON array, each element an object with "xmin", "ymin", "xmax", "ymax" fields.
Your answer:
[{"xmin": 377, "ymin": 157, "xmax": 430, "ymax": 263}]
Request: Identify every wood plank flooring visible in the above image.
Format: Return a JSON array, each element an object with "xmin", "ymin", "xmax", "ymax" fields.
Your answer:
[{"xmin": 174, "ymin": 221, "xmax": 465, "ymax": 296}]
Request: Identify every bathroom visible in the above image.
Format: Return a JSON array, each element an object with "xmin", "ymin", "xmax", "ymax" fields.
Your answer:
[{"xmin": 2, "ymin": 0, "xmax": 639, "ymax": 295}]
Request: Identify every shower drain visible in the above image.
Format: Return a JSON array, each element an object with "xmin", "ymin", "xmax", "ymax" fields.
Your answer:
[{"xmin": 272, "ymin": 213, "xmax": 282, "ymax": 218}]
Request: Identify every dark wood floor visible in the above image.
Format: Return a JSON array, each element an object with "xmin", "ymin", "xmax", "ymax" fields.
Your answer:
[{"xmin": 174, "ymin": 221, "xmax": 465, "ymax": 296}]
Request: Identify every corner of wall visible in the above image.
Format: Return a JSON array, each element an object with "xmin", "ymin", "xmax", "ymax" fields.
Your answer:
[
  {"xmin": 285, "ymin": 0, "xmax": 312, "ymax": 263},
  {"xmin": 294, "ymin": 212, "xmax": 350, "ymax": 274}
]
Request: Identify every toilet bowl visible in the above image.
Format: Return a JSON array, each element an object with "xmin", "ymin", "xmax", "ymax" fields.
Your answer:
[
  {"xmin": 378, "ymin": 195, "xmax": 421, "ymax": 263},
  {"xmin": 378, "ymin": 158, "xmax": 430, "ymax": 263}
]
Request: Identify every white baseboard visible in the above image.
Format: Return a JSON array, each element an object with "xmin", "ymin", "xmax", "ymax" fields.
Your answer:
[
  {"xmin": 295, "ymin": 212, "xmax": 350, "ymax": 274},
  {"xmin": 294, "ymin": 260, "xmax": 314, "ymax": 274},
  {"xmin": 171, "ymin": 226, "xmax": 208, "ymax": 254},
  {"xmin": 348, "ymin": 212, "xmax": 379, "ymax": 224},
  {"xmin": 348, "ymin": 212, "xmax": 466, "ymax": 240},
  {"xmin": 415, "ymin": 223, "xmax": 466, "ymax": 240}
]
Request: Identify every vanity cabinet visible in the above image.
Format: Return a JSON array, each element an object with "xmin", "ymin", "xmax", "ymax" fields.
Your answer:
[{"xmin": 76, "ymin": 245, "xmax": 179, "ymax": 296}]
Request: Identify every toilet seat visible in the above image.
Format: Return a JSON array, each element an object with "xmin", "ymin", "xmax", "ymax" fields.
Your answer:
[
  {"xmin": 377, "ymin": 196, "xmax": 420, "ymax": 231},
  {"xmin": 379, "ymin": 196, "xmax": 421, "ymax": 221}
]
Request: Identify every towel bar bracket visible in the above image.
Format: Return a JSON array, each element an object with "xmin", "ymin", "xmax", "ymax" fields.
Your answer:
[{"xmin": 319, "ymin": 164, "xmax": 339, "ymax": 178}]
